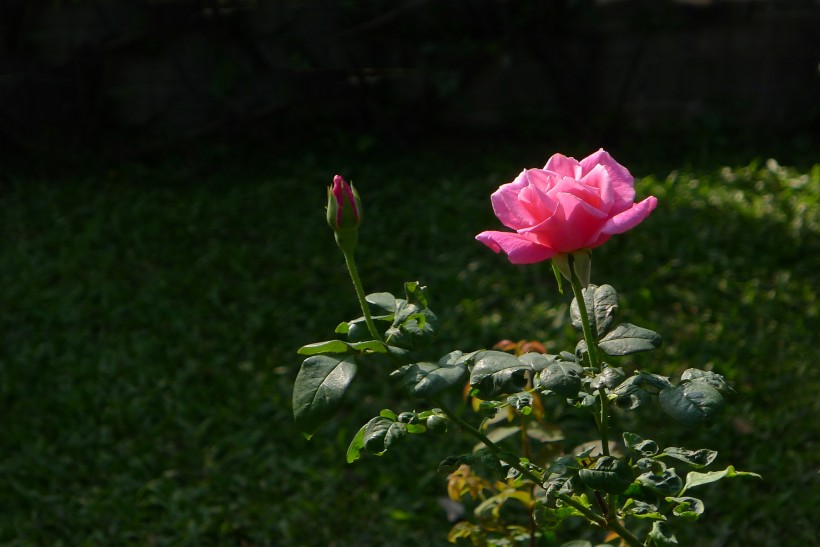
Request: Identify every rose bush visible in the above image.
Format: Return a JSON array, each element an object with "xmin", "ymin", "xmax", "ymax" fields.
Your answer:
[{"xmin": 476, "ymin": 149, "xmax": 657, "ymax": 264}]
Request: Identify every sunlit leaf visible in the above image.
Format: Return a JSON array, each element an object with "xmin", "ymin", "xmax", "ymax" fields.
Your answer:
[
  {"xmin": 659, "ymin": 383, "xmax": 724, "ymax": 425},
  {"xmin": 661, "ymin": 447, "xmax": 717, "ymax": 468},
  {"xmin": 637, "ymin": 468, "xmax": 684, "ymax": 497},
  {"xmin": 647, "ymin": 521, "xmax": 678, "ymax": 545},
  {"xmin": 680, "ymin": 368, "xmax": 736, "ymax": 395},
  {"xmin": 598, "ymin": 323, "xmax": 662, "ymax": 356},
  {"xmin": 292, "ymin": 355, "xmax": 357, "ymax": 437},
  {"xmin": 537, "ymin": 362, "xmax": 584, "ymax": 397},
  {"xmin": 570, "ymin": 284, "xmax": 619, "ymax": 337},
  {"xmin": 391, "ymin": 351, "xmax": 468, "ymax": 397},
  {"xmin": 621, "ymin": 498, "xmax": 666, "ymax": 520},
  {"xmin": 578, "ymin": 456, "xmax": 633, "ymax": 494},
  {"xmin": 680, "ymin": 465, "xmax": 762, "ymax": 495},
  {"xmin": 665, "ymin": 496, "xmax": 704, "ymax": 521},
  {"xmin": 469, "ymin": 351, "xmax": 532, "ymax": 398}
]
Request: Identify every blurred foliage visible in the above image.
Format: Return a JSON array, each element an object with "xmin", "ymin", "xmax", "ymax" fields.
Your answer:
[{"xmin": 0, "ymin": 138, "xmax": 817, "ymax": 545}]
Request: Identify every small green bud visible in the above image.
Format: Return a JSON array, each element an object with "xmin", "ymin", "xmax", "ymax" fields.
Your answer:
[
  {"xmin": 426, "ymin": 414, "xmax": 448, "ymax": 433},
  {"xmin": 326, "ymin": 174, "xmax": 362, "ymax": 253}
]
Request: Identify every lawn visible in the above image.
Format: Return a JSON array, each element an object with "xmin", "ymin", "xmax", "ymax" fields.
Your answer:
[{"xmin": 0, "ymin": 136, "xmax": 817, "ymax": 546}]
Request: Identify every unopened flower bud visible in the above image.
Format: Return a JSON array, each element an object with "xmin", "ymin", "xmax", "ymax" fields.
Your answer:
[{"xmin": 326, "ymin": 174, "xmax": 362, "ymax": 253}]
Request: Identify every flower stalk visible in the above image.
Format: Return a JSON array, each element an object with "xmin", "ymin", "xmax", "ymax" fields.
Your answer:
[{"xmin": 567, "ymin": 255, "xmax": 611, "ymax": 458}]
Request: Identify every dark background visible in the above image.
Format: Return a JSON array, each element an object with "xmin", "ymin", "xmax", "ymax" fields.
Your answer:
[{"xmin": 1, "ymin": 0, "xmax": 818, "ymax": 165}]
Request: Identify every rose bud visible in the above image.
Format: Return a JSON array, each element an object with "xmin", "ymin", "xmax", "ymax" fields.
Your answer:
[{"xmin": 327, "ymin": 174, "xmax": 362, "ymax": 253}]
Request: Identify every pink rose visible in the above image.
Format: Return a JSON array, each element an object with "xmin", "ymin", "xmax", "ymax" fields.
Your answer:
[{"xmin": 476, "ymin": 149, "xmax": 657, "ymax": 264}]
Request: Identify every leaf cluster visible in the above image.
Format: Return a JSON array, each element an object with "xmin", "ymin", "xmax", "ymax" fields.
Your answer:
[{"xmin": 294, "ymin": 279, "xmax": 761, "ymax": 545}]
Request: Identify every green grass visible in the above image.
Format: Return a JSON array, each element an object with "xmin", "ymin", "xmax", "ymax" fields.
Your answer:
[{"xmin": 0, "ymin": 140, "xmax": 817, "ymax": 546}]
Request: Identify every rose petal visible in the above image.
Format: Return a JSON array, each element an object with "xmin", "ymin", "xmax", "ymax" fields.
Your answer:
[
  {"xmin": 545, "ymin": 175, "xmax": 604, "ymax": 211},
  {"xmin": 580, "ymin": 149, "xmax": 635, "ymax": 210},
  {"xmin": 524, "ymin": 192, "xmax": 609, "ymax": 252},
  {"xmin": 600, "ymin": 196, "xmax": 658, "ymax": 235},
  {"xmin": 544, "ymin": 153, "xmax": 583, "ymax": 179},
  {"xmin": 490, "ymin": 171, "xmax": 540, "ymax": 230},
  {"xmin": 475, "ymin": 231, "xmax": 556, "ymax": 264},
  {"xmin": 577, "ymin": 163, "xmax": 615, "ymax": 211}
]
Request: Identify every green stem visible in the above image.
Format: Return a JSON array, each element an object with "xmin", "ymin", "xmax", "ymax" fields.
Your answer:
[
  {"xmin": 564, "ymin": 262, "xmax": 642, "ymax": 546},
  {"xmin": 608, "ymin": 517, "xmax": 644, "ymax": 547},
  {"xmin": 342, "ymin": 249, "xmax": 384, "ymax": 344},
  {"xmin": 568, "ymin": 261, "xmax": 611, "ymax": 458},
  {"xmin": 597, "ymin": 387, "xmax": 611, "ymax": 458},
  {"xmin": 568, "ymin": 262, "xmax": 599, "ymax": 372},
  {"xmin": 435, "ymin": 402, "xmax": 543, "ymax": 485}
]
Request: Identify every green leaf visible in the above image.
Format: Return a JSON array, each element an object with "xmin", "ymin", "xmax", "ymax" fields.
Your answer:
[
  {"xmin": 680, "ymin": 369, "xmax": 736, "ymax": 395},
  {"xmin": 518, "ymin": 352, "xmax": 562, "ymax": 372},
  {"xmin": 346, "ymin": 423, "xmax": 367, "ymax": 463},
  {"xmin": 297, "ymin": 340, "xmax": 351, "ymax": 355},
  {"xmin": 570, "ymin": 284, "xmax": 619, "ymax": 338},
  {"xmin": 664, "ymin": 496, "xmax": 704, "ymax": 521},
  {"xmin": 403, "ymin": 281, "xmax": 428, "ymax": 308},
  {"xmin": 385, "ymin": 298, "xmax": 438, "ymax": 349},
  {"xmin": 578, "ymin": 456, "xmax": 634, "ymax": 494},
  {"xmin": 661, "ymin": 447, "xmax": 718, "ymax": 468},
  {"xmin": 469, "ymin": 351, "xmax": 532, "ymax": 398},
  {"xmin": 636, "ymin": 457, "xmax": 667, "ymax": 475},
  {"xmin": 405, "ymin": 423, "xmax": 427, "ymax": 434},
  {"xmin": 621, "ymin": 498, "xmax": 666, "ymax": 520},
  {"xmin": 391, "ymin": 351, "xmax": 468, "ymax": 397},
  {"xmin": 550, "ymin": 260, "xmax": 565, "ymax": 294},
  {"xmin": 348, "ymin": 340, "xmax": 388, "ymax": 353},
  {"xmin": 508, "ymin": 392, "xmax": 534, "ymax": 413},
  {"xmin": 365, "ymin": 292, "xmax": 397, "ymax": 314},
  {"xmin": 680, "ymin": 465, "xmax": 762, "ymax": 495},
  {"xmin": 537, "ymin": 362, "xmax": 584, "ymax": 397},
  {"xmin": 647, "ymin": 521, "xmax": 678, "ymax": 545},
  {"xmin": 636, "ymin": 371, "xmax": 674, "ymax": 391},
  {"xmin": 362, "ymin": 416, "xmax": 393, "ymax": 454},
  {"xmin": 598, "ymin": 323, "xmax": 662, "ymax": 356},
  {"xmin": 292, "ymin": 355, "xmax": 357, "ymax": 437},
  {"xmin": 380, "ymin": 409, "xmax": 398, "ymax": 421},
  {"xmin": 637, "ymin": 468, "xmax": 684, "ymax": 497},
  {"xmin": 623, "ymin": 432, "xmax": 659, "ymax": 456},
  {"xmin": 297, "ymin": 339, "xmax": 387, "ymax": 356},
  {"xmin": 612, "ymin": 376, "xmax": 653, "ymax": 410},
  {"xmin": 384, "ymin": 421, "xmax": 408, "ymax": 450},
  {"xmin": 590, "ymin": 366, "xmax": 625, "ymax": 390},
  {"xmin": 659, "ymin": 383, "xmax": 724, "ymax": 425}
]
